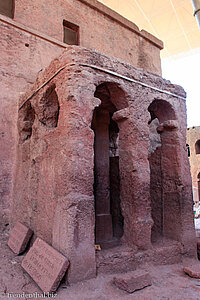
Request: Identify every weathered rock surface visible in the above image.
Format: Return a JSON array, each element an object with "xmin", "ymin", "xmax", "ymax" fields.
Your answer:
[
  {"xmin": 184, "ymin": 264, "xmax": 200, "ymax": 279},
  {"xmin": 9, "ymin": 45, "xmax": 195, "ymax": 285},
  {"xmin": 7, "ymin": 221, "xmax": 33, "ymax": 254},
  {"xmin": 0, "ymin": 19, "xmax": 64, "ymax": 227},
  {"xmin": 113, "ymin": 270, "xmax": 152, "ymax": 293},
  {"xmin": 0, "ymin": 0, "xmax": 163, "ymax": 227}
]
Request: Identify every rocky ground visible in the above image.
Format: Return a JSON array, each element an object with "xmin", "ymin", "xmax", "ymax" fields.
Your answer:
[{"xmin": 1, "ymin": 226, "xmax": 200, "ymax": 300}]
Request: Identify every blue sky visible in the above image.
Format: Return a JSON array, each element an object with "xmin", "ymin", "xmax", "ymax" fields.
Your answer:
[{"xmin": 161, "ymin": 49, "xmax": 200, "ymax": 128}]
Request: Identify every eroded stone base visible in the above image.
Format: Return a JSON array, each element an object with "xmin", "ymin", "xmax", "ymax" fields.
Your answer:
[{"xmin": 96, "ymin": 238, "xmax": 182, "ymax": 275}]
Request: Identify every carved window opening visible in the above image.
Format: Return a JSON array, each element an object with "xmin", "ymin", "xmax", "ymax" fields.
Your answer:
[
  {"xmin": 0, "ymin": 0, "xmax": 14, "ymax": 18},
  {"xmin": 63, "ymin": 20, "xmax": 79, "ymax": 45},
  {"xmin": 38, "ymin": 84, "xmax": 60, "ymax": 128}
]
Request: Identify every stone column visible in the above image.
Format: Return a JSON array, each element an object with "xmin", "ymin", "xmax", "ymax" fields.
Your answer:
[
  {"xmin": 113, "ymin": 108, "xmax": 152, "ymax": 250},
  {"xmin": 158, "ymin": 120, "xmax": 196, "ymax": 257},
  {"xmin": 157, "ymin": 121, "xmax": 182, "ymax": 241},
  {"xmin": 94, "ymin": 109, "xmax": 113, "ymax": 242}
]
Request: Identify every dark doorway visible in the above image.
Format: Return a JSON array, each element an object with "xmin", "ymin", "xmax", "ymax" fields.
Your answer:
[{"xmin": 92, "ymin": 83, "xmax": 124, "ymax": 248}]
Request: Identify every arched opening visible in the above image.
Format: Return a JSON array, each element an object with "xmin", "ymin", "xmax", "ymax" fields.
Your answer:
[
  {"xmin": 148, "ymin": 99, "xmax": 176, "ymax": 123},
  {"xmin": 195, "ymin": 140, "xmax": 200, "ymax": 155},
  {"xmin": 148, "ymin": 99, "xmax": 181, "ymax": 243},
  {"xmin": 91, "ymin": 82, "xmax": 126, "ymax": 248}
]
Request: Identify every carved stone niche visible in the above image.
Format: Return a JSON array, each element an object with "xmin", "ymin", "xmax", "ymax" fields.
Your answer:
[
  {"xmin": 18, "ymin": 102, "xmax": 35, "ymax": 143},
  {"xmin": 36, "ymin": 84, "xmax": 60, "ymax": 128}
]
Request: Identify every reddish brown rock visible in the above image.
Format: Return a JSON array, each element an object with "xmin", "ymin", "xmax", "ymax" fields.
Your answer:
[
  {"xmin": 11, "ymin": 46, "xmax": 196, "ymax": 284},
  {"xmin": 157, "ymin": 120, "xmax": 178, "ymax": 133},
  {"xmin": 113, "ymin": 270, "xmax": 152, "ymax": 293},
  {"xmin": 0, "ymin": 0, "xmax": 196, "ymax": 288},
  {"xmin": 22, "ymin": 237, "xmax": 69, "ymax": 293},
  {"xmin": 0, "ymin": 19, "xmax": 64, "ymax": 228},
  {"xmin": 7, "ymin": 221, "xmax": 33, "ymax": 254},
  {"xmin": 12, "ymin": 0, "xmax": 163, "ymax": 74},
  {"xmin": 0, "ymin": 0, "xmax": 163, "ymax": 227},
  {"xmin": 184, "ymin": 264, "xmax": 200, "ymax": 279}
]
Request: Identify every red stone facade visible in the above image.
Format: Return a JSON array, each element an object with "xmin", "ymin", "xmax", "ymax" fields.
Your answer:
[
  {"xmin": 0, "ymin": 0, "xmax": 163, "ymax": 228},
  {"xmin": 13, "ymin": 0, "xmax": 163, "ymax": 74},
  {"xmin": 187, "ymin": 126, "xmax": 200, "ymax": 203},
  {"xmin": 11, "ymin": 47, "xmax": 196, "ymax": 283},
  {"xmin": 0, "ymin": 0, "xmax": 197, "ymax": 285}
]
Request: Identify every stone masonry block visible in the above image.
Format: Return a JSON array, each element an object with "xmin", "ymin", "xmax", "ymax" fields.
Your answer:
[
  {"xmin": 113, "ymin": 270, "xmax": 152, "ymax": 293},
  {"xmin": 22, "ymin": 237, "xmax": 69, "ymax": 293},
  {"xmin": 8, "ymin": 221, "xmax": 33, "ymax": 254}
]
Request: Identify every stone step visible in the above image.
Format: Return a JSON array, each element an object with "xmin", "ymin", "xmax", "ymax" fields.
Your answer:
[{"xmin": 96, "ymin": 239, "xmax": 182, "ymax": 275}]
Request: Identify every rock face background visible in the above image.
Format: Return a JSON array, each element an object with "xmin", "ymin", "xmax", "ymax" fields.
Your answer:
[
  {"xmin": 11, "ymin": 47, "xmax": 196, "ymax": 283},
  {"xmin": 0, "ymin": 0, "xmax": 163, "ymax": 230}
]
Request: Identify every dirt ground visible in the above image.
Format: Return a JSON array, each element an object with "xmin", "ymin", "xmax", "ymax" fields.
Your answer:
[{"xmin": 1, "ymin": 227, "xmax": 200, "ymax": 300}]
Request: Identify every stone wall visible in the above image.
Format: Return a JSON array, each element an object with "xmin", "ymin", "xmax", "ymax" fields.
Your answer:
[
  {"xmin": 13, "ymin": 0, "xmax": 163, "ymax": 74},
  {"xmin": 187, "ymin": 126, "xmax": 200, "ymax": 203},
  {"xmin": 11, "ymin": 47, "xmax": 196, "ymax": 283},
  {"xmin": 0, "ymin": 17, "xmax": 65, "ymax": 228},
  {"xmin": 0, "ymin": 0, "xmax": 163, "ymax": 229}
]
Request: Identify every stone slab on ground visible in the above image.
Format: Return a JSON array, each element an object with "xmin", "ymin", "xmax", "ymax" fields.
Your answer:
[
  {"xmin": 1, "ymin": 227, "xmax": 200, "ymax": 300},
  {"xmin": 7, "ymin": 221, "xmax": 33, "ymax": 254},
  {"xmin": 21, "ymin": 237, "xmax": 69, "ymax": 293},
  {"xmin": 184, "ymin": 264, "xmax": 200, "ymax": 279},
  {"xmin": 113, "ymin": 270, "xmax": 152, "ymax": 293}
]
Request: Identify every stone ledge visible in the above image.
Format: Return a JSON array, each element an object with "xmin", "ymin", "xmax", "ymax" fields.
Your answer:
[
  {"xmin": 0, "ymin": 14, "xmax": 67, "ymax": 49},
  {"xmin": 0, "ymin": 3, "xmax": 163, "ymax": 51},
  {"xmin": 17, "ymin": 46, "xmax": 186, "ymax": 110}
]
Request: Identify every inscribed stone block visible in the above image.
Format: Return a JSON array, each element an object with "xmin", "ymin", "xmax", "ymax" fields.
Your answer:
[
  {"xmin": 8, "ymin": 221, "xmax": 33, "ymax": 254},
  {"xmin": 22, "ymin": 237, "xmax": 69, "ymax": 293}
]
